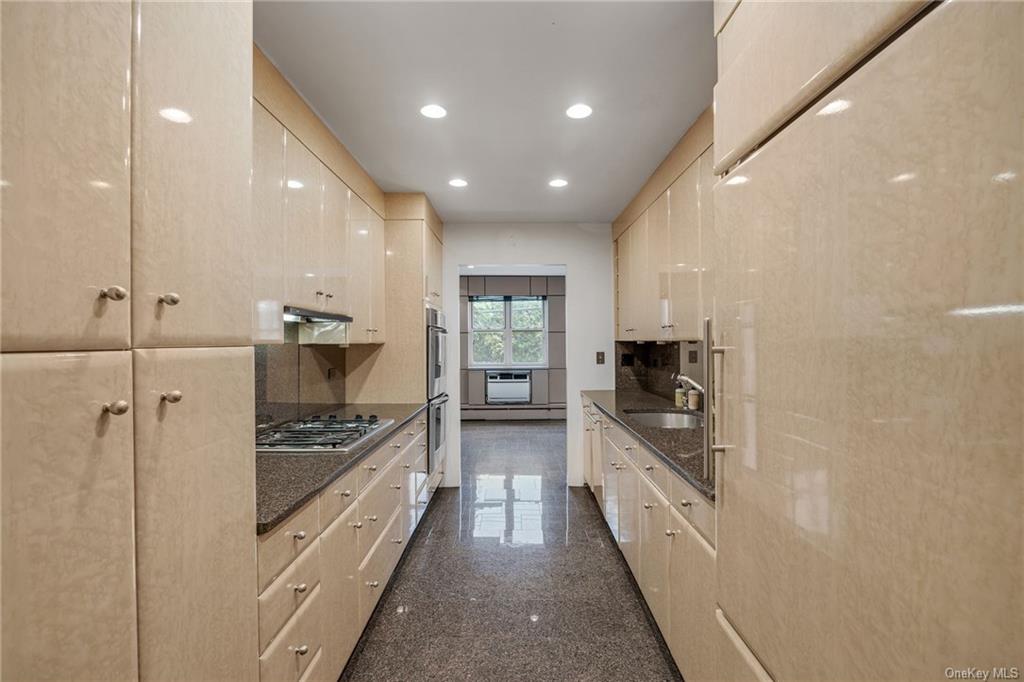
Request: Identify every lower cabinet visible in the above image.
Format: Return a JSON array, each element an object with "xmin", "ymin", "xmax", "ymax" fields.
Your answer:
[
  {"xmin": 1, "ymin": 351, "xmax": 138, "ymax": 681},
  {"xmin": 715, "ymin": 608, "xmax": 773, "ymax": 682},
  {"xmin": 134, "ymin": 347, "xmax": 258, "ymax": 682},
  {"xmin": 668, "ymin": 508, "xmax": 720, "ymax": 682},
  {"xmin": 320, "ymin": 504, "xmax": 361, "ymax": 676},
  {"xmin": 259, "ymin": 411, "xmax": 428, "ymax": 682},
  {"xmin": 601, "ymin": 437, "xmax": 621, "ymax": 541},
  {"xmin": 639, "ymin": 477, "xmax": 671, "ymax": 630},
  {"xmin": 617, "ymin": 453, "xmax": 641, "ymax": 576}
]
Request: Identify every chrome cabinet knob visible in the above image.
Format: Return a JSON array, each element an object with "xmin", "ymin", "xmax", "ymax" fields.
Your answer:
[
  {"xmin": 291, "ymin": 531, "xmax": 307, "ymax": 540},
  {"xmin": 416, "ymin": 420, "xmax": 426, "ymax": 426},
  {"xmin": 678, "ymin": 500, "xmax": 692, "ymax": 508},
  {"xmin": 391, "ymin": 443, "xmax": 402, "ymax": 449},
  {"xmin": 643, "ymin": 503, "xmax": 654, "ymax": 510},
  {"xmin": 624, "ymin": 445, "xmax": 634, "ymax": 451},
  {"xmin": 403, "ymin": 463, "xmax": 411, "ymax": 469},
  {"xmin": 390, "ymin": 538, "xmax": 402, "ymax": 544},
  {"xmin": 157, "ymin": 292, "xmax": 180, "ymax": 306},
  {"xmin": 644, "ymin": 465, "xmax": 654, "ymax": 471},
  {"xmin": 315, "ymin": 290, "xmax": 324, "ymax": 297},
  {"xmin": 366, "ymin": 515, "xmax": 378, "ymax": 522},
  {"xmin": 325, "ymin": 293, "xmax": 334, "ymax": 300},
  {"xmin": 102, "ymin": 400, "xmax": 130, "ymax": 416},
  {"xmin": 407, "ymin": 431, "xmax": 415, "ymax": 437},
  {"xmin": 160, "ymin": 390, "xmax": 183, "ymax": 403},
  {"xmin": 665, "ymin": 529, "xmax": 678, "ymax": 537},
  {"xmin": 366, "ymin": 580, "xmax": 380, "ymax": 588},
  {"xmin": 294, "ymin": 645, "xmax": 309, "ymax": 656},
  {"xmin": 336, "ymin": 489, "xmax": 352, "ymax": 497},
  {"xmin": 293, "ymin": 583, "xmax": 308, "ymax": 594},
  {"xmin": 99, "ymin": 285, "xmax": 128, "ymax": 301},
  {"xmin": 365, "ymin": 465, "xmax": 378, "ymax": 472},
  {"xmin": 351, "ymin": 521, "xmax": 363, "ymax": 529},
  {"xmin": 390, "ymin": 484, "xmax": 401, "ymax": 490},
  {"xmin": 603, "ymin": 424, "xmax": 613, "ymax": 430}
]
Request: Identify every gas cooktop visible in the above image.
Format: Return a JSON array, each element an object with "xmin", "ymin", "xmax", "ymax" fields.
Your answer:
[{"xmin": 256, "ymin": 414, "xmax": 394, "ymax": 453}]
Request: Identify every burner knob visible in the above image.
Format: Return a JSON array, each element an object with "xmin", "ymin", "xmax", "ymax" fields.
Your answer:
[
  {"xmin": 355, "ymin": 414, "xmax": 363, "ymax": 421},
  {"xmin": 369, "ymin": 414, "xmax": 378, "ymax": 422}
]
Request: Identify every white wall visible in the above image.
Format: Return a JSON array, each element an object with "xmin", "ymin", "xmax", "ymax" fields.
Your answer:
[{"xmin": 441, "ymin": 222, "xmax": 616, "ymax": 487}]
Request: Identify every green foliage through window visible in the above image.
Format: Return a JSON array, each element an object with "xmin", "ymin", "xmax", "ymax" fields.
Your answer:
[{"xmin": 469, "ymin": 296, "xmax": 547, "ymax": 366}]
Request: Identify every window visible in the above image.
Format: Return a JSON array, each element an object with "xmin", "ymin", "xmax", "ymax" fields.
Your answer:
[{"xmin": 469, "ymin": 296, "xmax": 547, "ymax": 367}]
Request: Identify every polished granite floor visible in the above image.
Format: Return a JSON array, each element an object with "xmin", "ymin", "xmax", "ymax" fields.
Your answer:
[{"xmin": 341, "ymin": 421, "xmax": 681, "ymax": 681}]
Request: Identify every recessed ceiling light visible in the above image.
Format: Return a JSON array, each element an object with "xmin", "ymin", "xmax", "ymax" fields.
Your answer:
[
  {"xmin": 420, "ymin": 104, "xmax": 447, "ymax": 119},
  {"xmin": 816, "ymin": 99, "xmax": 851, "ymax": 116},
  {"xmin": 548, "ymin": 178, "xmax": 568, "ymax": 188},
  {"xmin": 287, "ymin": 179, "xmax": 304, "ymax": 189},
  {"xmin": 449, "ymin": 178, "xmax": 468, "ymax": 188},
  {"xmin": 566, "ymin": 103, "xmax": 592, "ymax": 119},
  {"xmin": 158, "ymin": 107, "xmax": 192, "ymax": 124}
]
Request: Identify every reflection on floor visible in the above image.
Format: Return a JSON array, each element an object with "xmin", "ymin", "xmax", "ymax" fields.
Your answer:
[{"xmin": 341, "ymin": 421, "xmax": 681, "ymax": 681}]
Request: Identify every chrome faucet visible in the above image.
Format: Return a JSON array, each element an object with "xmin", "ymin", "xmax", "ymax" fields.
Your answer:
[{"xmin": 672, "ymin": 372, "xmax": 705, "ymax": 394}]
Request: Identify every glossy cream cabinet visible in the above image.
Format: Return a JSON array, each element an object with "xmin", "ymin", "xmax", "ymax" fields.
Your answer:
[
  {"xmin": 714, "ymin": 2, "xmax": 1023, "ymax": 679},
  {"xmin": 615, "ymin": 146, "xmax": 715, "ymax": 342},
  {"xmin": 1, "ymin": 352, "xmax": 138, "ymax": 681},
  {"xmin": 347, "ymin": 196, "xmax": 387, "ymax": 344},
  {"xmin": 131, "ymin": 0, "xmax": 253, "ymax": 348},
  {"xmin": 586, "ymin": 397, "xmax": 725, "ymax": 682},
  {"xmin": 1, "ymin": 2, "xmax": 132, "ymax": 352},
  {"xmin": 283, "ymin": 132, "xmax": 328, "ymax": 312},
  {"xmin": 713, "ymin": 0, "xmax": 925, "ymax": 173},
  {"xmin": 133, "ymin": 347, "xmax": 258, "ymax": 682},
  {"xmin": 252, "ymin": 103, "xmax": 288, "ymax": 343}
]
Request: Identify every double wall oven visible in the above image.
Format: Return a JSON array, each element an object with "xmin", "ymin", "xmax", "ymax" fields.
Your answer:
[{"xmin": 426, "ymin": 307, "xmax": 448, "ymax": 476}]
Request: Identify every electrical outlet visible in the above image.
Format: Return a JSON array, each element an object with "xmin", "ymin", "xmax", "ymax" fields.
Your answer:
[{"xmin": 596, "ymin": 351, "xmax": 605, "ymax": 365}]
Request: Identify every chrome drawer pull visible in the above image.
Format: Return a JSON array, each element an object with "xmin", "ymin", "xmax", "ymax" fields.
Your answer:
[
  {"xmin": 678, "ymin": 500, "xmax": 692, "ymax": 508},
  {"xmin": 643, "ymin": 503, "xmax": 654, "ymax": 510},
  {"xmin": 665, "ymin": 529, "xmax": 678, "ymax": 537},
  {"xmin": 366, "ymin": 580, "xmax": 380, "ymax": 588},
  {"xmin": 351, "ymin": 521, "xmax": 363, "ymax": 529},
  {"xmin": 336, "ymin": 489, "xmax": 352, "ymax": 497},
  {"xmin": 99, "ymin": 285, "xmax": 128, "ymax": 301},
  {"xmin": 294, "ymin": 645, "xmax": 309, "ymax": 656},
  {"xmin": 403, "ymin": 464, "xmax": 412, "ymax": 469},
  {"xmin": 157, "ymin": 292, "xmax": 180, "ymax": 306},
  {"xmin": 160, "ymin": 390, "xmax": 183, "ymax": 403},
  {"xmin": 102, "ymin": 400, "xmax": 130, "ymax": 416},
  {"xmin": 644, "ymin": 465, "xmax": 654, "ymax": 471},
  {"xmin": 391, "ymin": 538, "xmax": 403, "ymax": 544},
  {"xmin": 366, "ymin": 515, "xmax": 379, "ymax": 522},
  {"xmin": 391, "ymin": 443, "xmax": 402, "ymax": 449},
  {"xmin": 390, "ymin": 484, "xmax": 401, "ymax": 490},
  {"xmin": 291, "ymin": 531, "xmax": 307, "ymax": 540},
  {"xmin": 365, "ymin": 465, "xmax": 378, "ymax": 471},
  {"xmin": 293, "ymin": 583, "xmax": 308, "ymax": 594}
]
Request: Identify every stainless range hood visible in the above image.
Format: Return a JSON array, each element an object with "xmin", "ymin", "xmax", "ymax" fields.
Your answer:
[{"xmin": 283, "ymin": 306, "xmax": 352, "ymax": 345}]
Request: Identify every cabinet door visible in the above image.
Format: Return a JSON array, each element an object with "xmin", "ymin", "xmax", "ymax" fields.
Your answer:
[
  {"xmin": 715, "ymin": 3, "xmax": 1023, "ymax": 679},
  {"xmin": 668, "ymin": 508, "xmax": 719, "ymax": 682},
  {"xmin": 601, "ymin": 436, "xmax": 620, "ymax": 540},
  {"xmin": 615, "ymin": 231, "xmax": 633, "ymax": 340},
  {"xmin": 1, "ymin": 351, "xmax": 137, "ymax": 681},
  {"xmin": 284, "ymin": 133, "xmax": 325, "ymax": 311},
  {"xmin": 253, "ymin": 102, "xmax": 287, "ymax": 343},
  {"xmin": 697, "ymin": 146, "xmax": 717, "ymax": 332},
  {"xmin": 617, "ymin": 459, "xmax": 641, "ymax": 578},
  {"xmin": 582, "ymin": 404, "xmax": 594, "ymax": 487},
  {"xmin": 1, "ymin": 2, "xmax": 132, "ymax": 352},
  {"xmin": 347, "ymin": 195, "xmax": 373, "ymax": 343},
  {"xmin": 133, "ymin": 347, "xmax": 258, "ymax": 682},
  {"xmin": 629, "ymin": 212, "xmax": 655, "ymax": 338},
  {"xmin": 321, "ymin": 172, "xmax": 351, "ymax": 315},
  {"xmin": 369, "ymin": 210, "xmax": 387, "ymax": 341},
  {"xmin": 647, "ymin": 192, "xmax": 673, "ymax": 340},
  {"xmin": 590, "ymin": 415, "xmax": 604, "ymax": 505},
  {"xmin": 131, "ymin": 1, "xmax": 253, "ymax": 347},
  {"xmin": 639, "ymin": 476, "xmax": 671, "ymax": 633},
  {"xmin": 425, "ymin": 227, "xmax": 444, "ymax": 306},
  {"xmin": 320, "ymin": 503, "xmax": 361, "ymax": 679},
  {"xmin": 668, "ymin": 163, "xmax": 701, "ymax": 340}
]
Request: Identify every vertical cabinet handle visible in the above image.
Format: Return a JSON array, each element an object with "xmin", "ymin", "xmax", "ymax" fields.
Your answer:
[
  {"xmin": 102, "ymin": 400, "xmax": 130, "ymax": 416},
  {"xmin": 158, "ymin": 292, "xmax": 180, "ymax": 306},
  {"xmin": 98, "ymin": 285, "xmax": 128, "ymax": 301}
]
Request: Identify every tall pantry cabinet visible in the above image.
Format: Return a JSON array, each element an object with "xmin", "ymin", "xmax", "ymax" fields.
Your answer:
[
  {"xmin": 713, "ymin": 1, "xmax": 1022, "ymax": 679},
  {"xmin": 1, "ymin": 2, "xmax": 258, "ymax": 681}
]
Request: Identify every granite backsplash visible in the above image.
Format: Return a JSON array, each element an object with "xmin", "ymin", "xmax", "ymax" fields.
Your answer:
[
  {"xmin": 255, "ymin": 323, "xmax": 347, "ymax": 428},
  {"xmin": 615, "ymin": 340, "xmax": 703, "ymax": 401}
]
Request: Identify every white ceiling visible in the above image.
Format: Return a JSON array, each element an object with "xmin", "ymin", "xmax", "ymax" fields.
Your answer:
[{"xmin": 254, "ymin": 1, "xmax": 717, "ymax": 224}]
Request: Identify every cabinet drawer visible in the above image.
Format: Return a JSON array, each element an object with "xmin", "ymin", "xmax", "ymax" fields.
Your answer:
[
  {"xmin": 297, "ymin": 647, "xmax": 328, "ymax": 682},
  {"xmin": 357, "ymin": 509, "xmax": 404, "ymax": 626},
  {"xmin": 358, "ymin": 439, "xmax": 403, "ymax": 492},
  {"xmin": 670, "ymin": 474, "xmax": 716, "ymax": 548},
  {"xmin": 357, "ymin": 460, "xmax": 402, "ymax": 561},
  {"xmin": 602, "ymin": 419, "xmax": 638, "ymax": 462},
  {"xmin": 637, "ymin": 444, "xmax": 670, "ymax": 497},
  {"xmin": 318, "ymin": 467, "xmax": 358, "ymax": 531},
  {"xmin": 259, "ymin": 585, "xmax": 323, "ymax": 682},
  {"xmin": 258, "ymin": 498, "xmax": 319, "ymax": 593},
  {"xmin": 258, "ymin": 540, "xmax": 321, "ymax": 653}
]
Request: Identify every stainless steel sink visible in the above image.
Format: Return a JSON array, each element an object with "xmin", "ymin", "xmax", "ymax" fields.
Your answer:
[{"xmin": 625, "ymin": 411, "xmax": 702, "ymax": 429}]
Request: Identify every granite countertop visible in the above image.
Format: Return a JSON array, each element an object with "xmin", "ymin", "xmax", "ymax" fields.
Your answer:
[
  {"xmin": 581, "ymin": 389, "xmax": 714, "ymax": 502},
  {"xmin": 256, "ymin": 402, "xmax": 427, "ymax": 535}
]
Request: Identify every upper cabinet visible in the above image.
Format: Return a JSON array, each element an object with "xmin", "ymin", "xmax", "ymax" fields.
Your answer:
[
  {"xmin": 283, "ymin": 133, "xmax": 325, "ymax": 312},
  {"xmin": 252, "ymin": 103, "xmax": 287, "ymax": 343},
  {"xmin": 425, "ymin": 228, "xmax": 444, "ymax": 307},
  {"xmin": 616, "ymin": 145, "xmax": 713, "ymax": 343},
  {"xmin": 348, "ymin": 195, "xmax": 386, "ymax": 344},
  {"xmin": 322, "ymin": 173, "xmax": 352, "ymax": 317},
  {"xmin": 1, "ymin": 2, "xmax": 132, "ymax": 352},
  {"xmin": 131, "ymin": 0, "xmax": 253, "ymax": 348}
]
